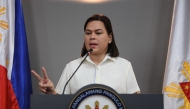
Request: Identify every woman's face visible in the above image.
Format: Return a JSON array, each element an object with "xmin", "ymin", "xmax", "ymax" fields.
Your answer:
[{"xmin": 84, "ymin": 21, "xmax": 112, "ymax": 55}]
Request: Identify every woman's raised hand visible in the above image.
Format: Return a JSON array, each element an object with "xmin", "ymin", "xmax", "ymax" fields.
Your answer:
[{"xmin": 31, "ymin": 67, "xmax": 57, "ymax": 94}]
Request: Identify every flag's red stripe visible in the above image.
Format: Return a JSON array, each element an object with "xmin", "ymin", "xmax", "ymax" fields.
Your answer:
[
  {"xmin": 0, "ymin": 65, "xmax": 7, "ymax": 109},
  {"xmin": 0, "ymin": 65, "xmax": 19, "ymax": 109}
]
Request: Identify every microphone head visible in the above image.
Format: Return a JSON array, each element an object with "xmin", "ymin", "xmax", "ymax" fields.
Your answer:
[{"xmin": 88, "ymin": 49, "xmax": 93, "ymax": 54}]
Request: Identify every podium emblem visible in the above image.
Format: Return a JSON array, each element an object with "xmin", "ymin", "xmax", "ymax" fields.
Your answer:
[
  {"xmin": 69, "ymin": 84, "xmax": 126, "ymax": 109},
  {"xmin": 85, "ymin": 101, "xmax": 108, "ymax": 109}
]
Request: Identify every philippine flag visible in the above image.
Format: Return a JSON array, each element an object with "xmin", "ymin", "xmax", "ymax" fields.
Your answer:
[{"xmin": 0, "ymin": 0, "xmax": 32, "ymax": 109}]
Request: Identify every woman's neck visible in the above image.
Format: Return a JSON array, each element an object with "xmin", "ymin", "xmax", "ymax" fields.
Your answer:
[{"xmin": 89, "ymin": 53, "xmax": 106, "ymax": 65}]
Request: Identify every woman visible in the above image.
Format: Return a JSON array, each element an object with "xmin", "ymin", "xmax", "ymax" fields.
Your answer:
[{"xmin": 31, "ymin": 14, "xmax": 140, "ymax": 94}]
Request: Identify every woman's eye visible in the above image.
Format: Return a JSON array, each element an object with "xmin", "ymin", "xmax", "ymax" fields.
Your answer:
[
  {"xmin": 96, "ymin": 32, "xmax": 101, "ymax": 35},
  {"xmin": 85, "ymin": 32, "xmax": 91, "ymax": 35}
]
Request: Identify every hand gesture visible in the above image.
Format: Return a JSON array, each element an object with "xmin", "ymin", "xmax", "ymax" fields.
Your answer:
[{"xmin": 31, "ymin": 67, "xmax": 57, "ymax": 94}]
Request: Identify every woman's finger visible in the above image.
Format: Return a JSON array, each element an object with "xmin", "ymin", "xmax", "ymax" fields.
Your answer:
[
  {"xmin": 42, "ymin": 67, "xmax": 49, "ymax": 80},
  {"xmin": 40, "ymin": 88, "xmax": 47, "ymax": 93},
  {"xmin": 31, "ymin": 70, "xmax": 42, "ymax": 81},
  {"xmin": 39, "ymin": 82, "xmax": 44, "ymax": 88},
  {"xmin": 43, "ymin": 83, "xmax": 52, "ymax": 88}
]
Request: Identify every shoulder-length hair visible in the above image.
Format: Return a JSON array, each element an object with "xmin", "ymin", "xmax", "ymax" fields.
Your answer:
[{"xmin": 81, "ymin": 14, "xmax": 119, "ymax": 57}]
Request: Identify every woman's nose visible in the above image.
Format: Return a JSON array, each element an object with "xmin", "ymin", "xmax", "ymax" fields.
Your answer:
[{"xmin": 90, "ymin": 33, "xmax": 95, "ymax": 39}]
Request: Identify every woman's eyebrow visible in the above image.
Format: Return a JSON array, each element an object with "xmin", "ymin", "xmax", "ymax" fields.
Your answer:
[
  {"xmin": 84, "ymin": 29, "xmax": 91, "ymax": 32},
  {"xmin": 85, "ymin": 29, "xmax": 103, "ymax": 32},
  {"xmin": 95, "ymin": 29, "xmax": 103, "ymax": 31}
]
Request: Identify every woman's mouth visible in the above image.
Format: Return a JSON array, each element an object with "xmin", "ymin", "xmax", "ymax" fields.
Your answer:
[{"xmin": 90, "ymin": 43, "xmax": 98, "ymax": 48}]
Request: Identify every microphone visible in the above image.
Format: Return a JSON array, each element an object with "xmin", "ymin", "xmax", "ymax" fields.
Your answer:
[{"xmin": 62, "ymin": 49, "xmax": 93, "ymax": 94}]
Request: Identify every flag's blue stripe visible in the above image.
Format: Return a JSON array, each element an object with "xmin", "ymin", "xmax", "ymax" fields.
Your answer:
[{"xmin": 11, "ymin": 0, "xmax": 32, "ymax": 109}]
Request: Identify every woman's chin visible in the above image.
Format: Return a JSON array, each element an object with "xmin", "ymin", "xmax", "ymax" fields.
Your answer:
[
  {"xmin": 90, "ymin": 51, "xmax": 98, "ymax": 55},
  {"xmin": 89, "ymin": 48, "xmax": 96, "ymax": 52}
]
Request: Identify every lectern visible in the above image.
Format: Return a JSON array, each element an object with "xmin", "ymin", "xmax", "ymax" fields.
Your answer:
[{"xmin": 30, "ymin": 84, "xmax": 163, "ymax": 109}]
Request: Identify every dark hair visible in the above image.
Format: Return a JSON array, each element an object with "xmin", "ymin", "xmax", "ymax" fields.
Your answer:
[{"xmin": 81, "ymin": 14, "xmax": 119, "ymax": 57}]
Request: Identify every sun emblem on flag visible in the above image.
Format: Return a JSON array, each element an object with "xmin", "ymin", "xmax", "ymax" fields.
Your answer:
[
  {"xmin": 86, "ymin": 101, "xmax": 108, "ymax": 109},
  {"xmin": 164, "ymin": 61, "xmax": 190, "ymax": 109},
  {"xmin": 0, "ymin": 6, "xmax": 9, "ymax": 42}
]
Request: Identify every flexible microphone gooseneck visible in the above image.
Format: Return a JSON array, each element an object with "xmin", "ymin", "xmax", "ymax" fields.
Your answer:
[{"xmin": 62, "ymin": 49, "xmax": 93, "ymax": 94}]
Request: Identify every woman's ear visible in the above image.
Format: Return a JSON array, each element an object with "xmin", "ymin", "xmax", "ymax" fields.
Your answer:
[{"xmin": 109, "ymin": 34, "xmax": 112, "ymax": 43}]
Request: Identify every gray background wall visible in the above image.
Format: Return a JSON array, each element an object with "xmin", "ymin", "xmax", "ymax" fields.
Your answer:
[{"xmin": 22, "ymin": 0, "xmax": 174, "ymax": 94}]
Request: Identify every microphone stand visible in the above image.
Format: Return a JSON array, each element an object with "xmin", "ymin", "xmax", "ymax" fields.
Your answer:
[{"xmin": 62, "ymin": 49, "xmax": 93, "ymax": 94}]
